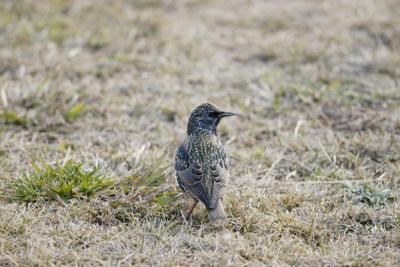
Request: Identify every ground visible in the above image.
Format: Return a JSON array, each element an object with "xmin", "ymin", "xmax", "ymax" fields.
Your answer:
[{"xmin": 0, "ymin": 0, "xmax": 399, "ymax": 266}]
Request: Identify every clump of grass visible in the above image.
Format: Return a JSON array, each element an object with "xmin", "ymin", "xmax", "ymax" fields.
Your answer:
[
  {"xmin": 8, "ymin": 161, "xmax": 113, "ymax": 202},
  {"xmin": 65, "ymin": 102, "xmax": 87, "ymax": 121},
  {"xmin": 98, "ymin": 155, "xmax": 181, "ymax": 222},
  {"xmin": 0, "ymin": 108, "xmax": 30, "ymax": 127},
  {"xmin": 110, "ymin": 52, "xmax": 134, "ymax": 63},
  {"xmin": 118, "ymin": 156, "xmax": 180, "ymax": 217},
  {"xmin": 160, "ymin": 107, "xmax": 177, "ymax": 122},
  {"xmin": 259, "ymin": 17, "xmax": 289, "ymax": 33},
  {"xmin": 47, "ymin": 19, "xmax": 72, "ymax": 47},
  {"xmin": 85, "ymin": 33, "xmax": 110, "ymax": 51},
  {"xmin": 280, "ymin": 194, "xmax": 305, "ymax": 211},
  {"xmin": 345, "ymin": 184, "xmax": 395, "ymax": 206}
]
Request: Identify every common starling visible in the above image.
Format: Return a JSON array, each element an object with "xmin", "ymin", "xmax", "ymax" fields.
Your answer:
[{"xmin": 175, "ymin": 103, "xmax": 239, "ymax": 222}]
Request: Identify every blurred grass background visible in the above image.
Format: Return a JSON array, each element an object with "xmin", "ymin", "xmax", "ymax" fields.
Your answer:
[{"xmin": 0, "ymin": 0, "xmax": 399, "ymax": 266}]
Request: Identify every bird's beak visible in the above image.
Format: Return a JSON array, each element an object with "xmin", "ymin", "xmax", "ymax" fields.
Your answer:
[{"xmin": 219, "ymin": 111, "xmax": 241, "ymax": 118}]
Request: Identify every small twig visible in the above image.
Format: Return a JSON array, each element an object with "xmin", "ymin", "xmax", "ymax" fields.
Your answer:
[
  {"xmin": 1, "ymin": 84, "xmax": 8, "ymax": 108},
  {"xmin": 123, "ymin": 157, "xmax": 133, "ymax": 170},
  {"xmin": 61, "ymin": 147, "xmax": 71, "ymax": 167},
  {"xmin": 261, "ymin": 151, "xmax": 284, "ymax": 180},
  {"xmin": 117, "ymin": 253, "xmax": 134, "ymax": 267},
  {"xmin": 286, "ymin": 159, "xmax": 312, "ymax": 172},
  {"xmin": 319, "ymin": 140, "xmax": 333, "ymax": 165},
  {"xmin": 225, "ymin": 136, "xmax": 236, "ymax": 145},
  {"xmin": 294, "ymin": 120, "xmax": 304, "ymax": 138},
  {"xmin": 180, "ymin": 210, "xmax": 189, "ymax": 224},
  {"xmin": 283, "ymin": 179, "xmax": 382, "ymax": 185},
  {"xmin": 285, "ymin": 170, "xmax": 297, "ymax": 180},
  {"xmin": 55, "ymin": 194, "xmax": 68, "ymax": 207},
  {"xmin": 376, "ymin": 172, "xmax": 386, "ymax": 181}
]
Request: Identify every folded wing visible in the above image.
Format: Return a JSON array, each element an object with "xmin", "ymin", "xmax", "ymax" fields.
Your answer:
[{"xmin": 175, "ymin": 144, "xmax": 228, "ymax": 209}]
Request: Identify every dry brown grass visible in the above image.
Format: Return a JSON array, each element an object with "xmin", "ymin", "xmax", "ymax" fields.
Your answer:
[{"xmin": 0, "ymin": 0, "xmax": 399, "ymax": 266}]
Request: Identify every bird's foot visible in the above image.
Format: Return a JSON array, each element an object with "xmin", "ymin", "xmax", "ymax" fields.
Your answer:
[
  {"xmin": 180, "ymin": 199, "xmax": 198, "ymax": 223},
  {"xmin": 180, "ymin": 210, "xmax": 191, "ymax": 223}
]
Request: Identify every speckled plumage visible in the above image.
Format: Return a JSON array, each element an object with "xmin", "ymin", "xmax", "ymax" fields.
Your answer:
[{"xmin": 175, "ymin": 103, "xmax": 237, "ymax": 221}]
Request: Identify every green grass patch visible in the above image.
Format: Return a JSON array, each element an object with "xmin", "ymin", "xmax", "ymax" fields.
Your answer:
[
  {"xmin": 86, "ymin": 34, "xmax": 110, "ymax": 51},
  {"xmin": 8, "ymin": 161, "xmax": 113, "ymax": 202},
  {"xmin": 47, "ymin": 19, "xmax": 72, "ymax": 47},
  {"xmin": 345, "ymin": 184, "xmax": 395, "ymax": 206},
  {"xmin": 65, "ymin": 102, "xmax": 87, "ymax": 121},
  {"xmin": 0, "ymin": 108, "xmax": 30, "ymax": 127}
]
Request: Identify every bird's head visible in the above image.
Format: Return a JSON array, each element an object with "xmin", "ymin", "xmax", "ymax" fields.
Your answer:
[{"xmin": 187, "ymin": 103, "xmax": 239, "ymax": 135}]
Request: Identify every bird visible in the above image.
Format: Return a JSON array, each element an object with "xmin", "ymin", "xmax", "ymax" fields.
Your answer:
[{"xmin": 175, "ymin": 103, "xmax": 239, "ymax": 222}]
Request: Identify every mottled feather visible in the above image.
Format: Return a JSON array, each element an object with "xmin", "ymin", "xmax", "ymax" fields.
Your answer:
[{"xmin": 175, "ymin": 136, "xmax": 228, "ymax": 210}]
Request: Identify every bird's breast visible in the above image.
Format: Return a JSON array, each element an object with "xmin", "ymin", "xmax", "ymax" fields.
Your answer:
[{"xmin": 188, "ymin": 134, "xmax": 225, "ymax": 165}]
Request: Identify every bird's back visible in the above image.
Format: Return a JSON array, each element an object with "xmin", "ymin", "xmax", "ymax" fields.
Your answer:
[{"xmin": 175, "ymin": 131, "xmax": 228, "ymax": 210}]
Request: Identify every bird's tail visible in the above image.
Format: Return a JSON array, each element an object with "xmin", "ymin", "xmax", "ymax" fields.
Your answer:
[{"xmin": 208, "ymin": 199, "xmax": 226, "ymax": 222}]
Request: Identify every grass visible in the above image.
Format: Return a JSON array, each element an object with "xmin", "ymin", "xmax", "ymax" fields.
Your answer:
[
  {"xmin": 111, "ymin": 154, "xmax": 182, "ymax": 220},
  {"xmin": 0, "ymin": 0, "xmax": 399, "ymax": 266},
  {"xmin": 65, "ymin": 102, "xmax": 87, "ymax": 121},
  {"xmin": 7, "ymin": 161, "xmax": 113, "ymax": 202},
  {"xmin": 0, "ymin": 108, "xmax": 30, "ymax": 128},
  {"xmin": 345, "ymin": 183, "xmax": 395, "ymax": 206}
]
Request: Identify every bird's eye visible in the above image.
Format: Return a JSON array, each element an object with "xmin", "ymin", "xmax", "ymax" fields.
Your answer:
[{"xmin": 209, "ymin": 111, "xmax": 220, "ymax": 117}]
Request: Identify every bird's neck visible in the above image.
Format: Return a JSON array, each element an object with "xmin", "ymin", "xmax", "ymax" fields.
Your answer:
[
  {"xmin": 187, "ymin": 119, "xmax": 221, "ymax": 136},
  {"xmin": 190, "ymin": 127, "xmax": 218, "ymax": 137}
]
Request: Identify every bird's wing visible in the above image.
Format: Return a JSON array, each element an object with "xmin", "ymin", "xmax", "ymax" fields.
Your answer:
[
  {"xmin": 175, "ymin": 144, "xmax": 229, "ymax": 210},
  {"xmin": 207, "ymin": 157, "xmax": 228, "ymax": 209},
  {"xmin": 175, "ymin": 144, "xmax": 211, "ymax": 207}
]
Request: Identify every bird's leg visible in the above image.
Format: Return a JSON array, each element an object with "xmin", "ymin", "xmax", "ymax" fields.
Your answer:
[{"xmin": 185, "ymin": 199, "xmax": 199, "ymax": 220}]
